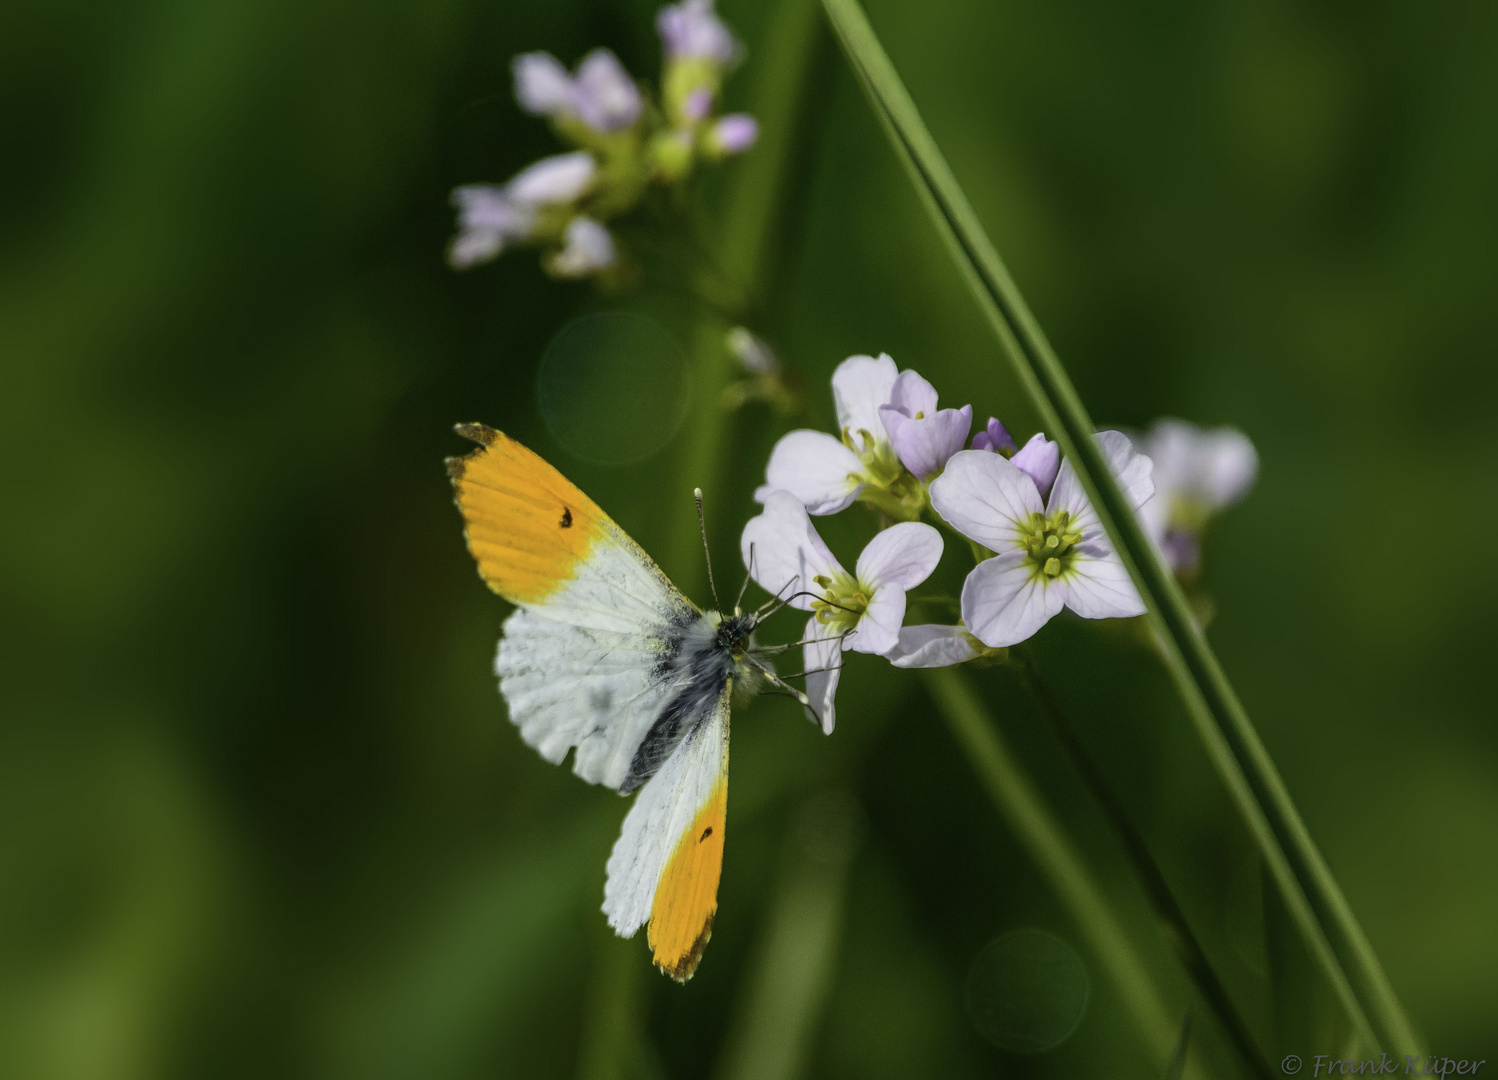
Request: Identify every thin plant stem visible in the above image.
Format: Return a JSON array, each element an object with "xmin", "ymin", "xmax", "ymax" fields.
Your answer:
[
  {"xmin": 667, "ymin": 0, "xmax": 832, "ymax": 592},
  {"xmin": 1011, "ymin": 648, "xmax": 1274, "ymax": 1080},
  {"xmin": 924, "ymin": 667, "xmax": 1205, "ymax": 1078},
  {"xmin": 818, "ymin": 0, "xmax": 1418, "ymax": 1053}
]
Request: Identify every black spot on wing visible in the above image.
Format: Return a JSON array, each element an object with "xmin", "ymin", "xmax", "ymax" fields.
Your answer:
[
  {"xmin": 699, "ymin": 827, "xmax": 712, "ymax": 842},
  {"xmin": 560, "ymin": 507, "xmax": 573, "ymax": 528}
]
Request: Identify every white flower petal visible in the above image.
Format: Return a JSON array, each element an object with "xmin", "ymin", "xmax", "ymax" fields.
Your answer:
[
  {"xmin": 802, "ymin": 616, "xmax": 841, "ymax": 734},
  {"xmin": 851, "ymin": 586, "xmax": 904, "ymax": 656},
  {"xmin": 1198, "ymin": 427, "xmax": 1259, "ymax": 508},
  {"xmin": 855, "ymin": 522, "xmax": 943, "ymax": 592},
  {"xmin": 1061, "ymin": 550, "xmax": 1147, "ymax": 620},
  {"xmin": 1048, "ymin": 429, "xmax": 1155, "ymax": 543},
  {"xmin": 928, "ymin": 449, "xmax": 1043, "ymax": 552},
  {"xmin": 831, "ymin": 353, "xmax": 899, "ymax": 440},
  {"xmin": 884, "ymin": 624, "xmax": 981, "ymax": 669},
  {"xmin": 758, "ymin": 429, "xmax": 866, "ymax": 515},
  {"xmin": 961, "ymin": 552, "xmax": 1064, "ymax": 648},
  {"xmin": 506, "ymin": 151, "xmax": 596, "ymax": 206},
  {"xmin": 513, "ymin": 52, "xmax": 574, "ymax": 116},
  {"xmin": 547, "ymin": 217, "xmax": 616, "ymax": 278},
  {"xmin": 739, "ymin": 490, "xmax": 845, "ymax": 610}
]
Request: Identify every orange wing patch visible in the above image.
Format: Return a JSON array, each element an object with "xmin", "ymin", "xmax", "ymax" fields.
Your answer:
[
  {"xmin": 447, "ymin": 424, "xmax": 605, "ymax": 605},
  {"xmin": 648, "ymin": 775, "xmax": 728, "ymax": 982}
]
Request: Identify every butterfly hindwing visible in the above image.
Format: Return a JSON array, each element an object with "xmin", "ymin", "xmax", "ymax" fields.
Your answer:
[{"xmin": 603, "ymin": 684, "xmax": 730, "ymax": 982}]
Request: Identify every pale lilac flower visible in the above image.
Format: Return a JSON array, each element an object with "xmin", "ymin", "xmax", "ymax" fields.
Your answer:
[
  {"xmin": 508, "ymin": 154, "xmax": 596, "ymax": 209},
  {"xmin": 930, "ymin": 432, "xmax": 1155, "ymax": 648},
  {"xmin": 971, "ymin": 417, "xmax": 1017, "ymax": 454},
  {"xmin": 448, "ymin": 185, "xmax": 537, "ymax": 268},
  {"xmin": 513, "ymin": 49, "xmax": 642, "ymax": 133},
  {"xmin": 658, "ymin": 0, "xmax": 740, "ymax": 64},
  {"xmin": 547, "ymin": 216, "xmax": 617, "ymax": 278},
  {"xmin": 757, "ymin": 353, "xmax": 911, "ymax": 515},
  {"xmin": 448, "ymin": 152, "xmax": 597, "ymax": 269},
  {"xmin": 741, "ymin": 491, "xmax": 942, "ymax": 731},
  {"xmin": 1011, "ymin": 432, "xmax": 1061, "ymax": 501},
  {"xmin": 878, "ymin": 370, "xmax": 972, "ymax": 481},
  {"xmin": 709, "ymin": 114, "xmax": 759, "ymax": 154},
  {"xmin": 1138, "ymin": 419, "xmax": 1258, "ymax": 576},
  {"xmin": 884, "ymin": 624, "xmax": 983, "ymax": 668}
]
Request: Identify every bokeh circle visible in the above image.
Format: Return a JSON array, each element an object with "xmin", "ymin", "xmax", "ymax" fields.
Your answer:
[
  {"xmin": 964, "ymin": 928, "xmax": 1090, "ymax": 1053},
  {"xmin": 536, "ymin": 311, "xmax": 690, "ymax": 466}
]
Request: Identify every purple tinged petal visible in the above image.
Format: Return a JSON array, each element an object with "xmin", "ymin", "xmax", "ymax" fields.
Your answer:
[
  {"xmin": 710, "ymin": 113, "xmax": 759, "ymax": 154},
  {"xmin": 571, "ymin": 49, "xmax": 642, "ymax": 132},
  {"xmin": 971, "ymin": 417, "xmax": 1017, "ymax": 454},
  {"xmin": 1011, "ymin": 433, "xmax": 1060, "ymax": 501},
  {"xmin": 684, "ymin": 87, "xmax": 714, "ymax": 122},
  {"xmin": 657, "ymin": 0, "xmax": 740, "ymax": 63},
  {"xmin": 880, "ymin": 403, "xmax": 972, "ymax": 480}
]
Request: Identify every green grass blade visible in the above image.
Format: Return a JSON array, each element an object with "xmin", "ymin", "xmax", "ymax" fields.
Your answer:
[{"xmin": 818, "ymin": 0, "xmax": 1418, "ymax": 1055}]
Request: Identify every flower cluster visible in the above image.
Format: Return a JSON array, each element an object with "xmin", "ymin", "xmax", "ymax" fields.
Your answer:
[
  {"xmin": 1137, "ymin": 419, "xmax": 1257, "ymax": 580},
  {"xmin": 743, "ymin": 353, "xmax": 1158, "ymax": 729},
  {"xmin": 448, "ymin": 0, "xmax": 758, "ymax": 280}
]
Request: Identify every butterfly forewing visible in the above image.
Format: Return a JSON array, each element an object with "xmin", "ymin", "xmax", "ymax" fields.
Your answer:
[{"xmin": 448, "ymin": 425, "xmax": 734, "ymax": 981}]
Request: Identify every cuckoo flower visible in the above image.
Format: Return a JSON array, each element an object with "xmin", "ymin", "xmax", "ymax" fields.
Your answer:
[
  {"xmin": 930, "ymin": 432, "xmax": 1155, "ymax": 648},
  {"xmin": 448, "ymin": 152, "xmax": 597, "ymax": 269},
  {"xmin": 757, "ymin": 353, "xmax": 932, "ymax": 520},
  {"xmin": 741, "ymin": 491, "xmax": 942, "ymax": 732},
  {"xmin": 1138, "ymin": 419, "xmax": 1258, "ymax": 577},
  {"xmin": 514, "ymin": 49, "xmax": 644, "ymax": 134},
  {"xmin": 658, "ymin": 0, "xmax": 740, "ymax": 64},
  {"xmin": 877, "ymin": 370, "xmax": 972, "ymax": 482}
]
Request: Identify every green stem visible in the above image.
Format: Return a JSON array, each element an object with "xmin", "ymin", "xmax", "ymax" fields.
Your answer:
[
  {"xmin": 819, "ymin": 0, "xmax": 1418, "ymax": 1054},
  {"xmin": 1011, "ymin": 649, "xmax": 1274, "ymax": 1080},
  {"xmin": 924, "ymin": 667, "xmax": 1201, "ymax": 1077},
  {"xmin": 668, "ymin": 0, "xmax": 832, "ymax": 595}
]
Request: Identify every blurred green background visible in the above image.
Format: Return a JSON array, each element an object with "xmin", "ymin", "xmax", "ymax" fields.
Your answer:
[{"xmin": 3, "ymin": 0, "xmax": 1496, "ymax": 1076}]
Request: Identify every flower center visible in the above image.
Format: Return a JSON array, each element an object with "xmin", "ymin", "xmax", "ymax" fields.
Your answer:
[
  {"xmin": 1018, "ymin": 510, "xmax": 1083, "ymax": 581},
  {"xmin": 810, "ymin": 572, "xmax": 869, "ymax": 634},
  {"xmin": 841, "ymin": 426, "xmax": 928, "ymax": 522}
]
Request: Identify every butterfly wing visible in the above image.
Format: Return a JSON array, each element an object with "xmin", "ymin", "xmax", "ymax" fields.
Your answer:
[
  {"xmin": 447, "ymin": 424, "xmax": 699, "ymax": 791},
  {"xmin": 603, "ymin": 684, "xmax": 729, "ymax": 982}
]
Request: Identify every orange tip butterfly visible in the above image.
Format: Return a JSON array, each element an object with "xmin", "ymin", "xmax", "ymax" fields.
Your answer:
[{"xmin": 447, "ymin": 424, "xmax": 812, "ymax": 981}]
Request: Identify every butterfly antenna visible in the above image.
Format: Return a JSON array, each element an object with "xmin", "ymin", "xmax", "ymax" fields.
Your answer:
[
  {"xmin": 694, "ymin": 488, "xmax": 723, "ymax": 613},
  {"xmin": 734, "ymin": 543, "xmax": 756, "ymax": 615}
]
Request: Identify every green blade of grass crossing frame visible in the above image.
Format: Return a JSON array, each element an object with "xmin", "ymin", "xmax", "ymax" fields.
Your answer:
[{"xmin": 817, "ymin": 0, "xmax": 1419, "ymax": 1056}]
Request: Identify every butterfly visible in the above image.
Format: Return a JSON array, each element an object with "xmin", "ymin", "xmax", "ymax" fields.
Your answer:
[{"xmin": 446, "ymin": 424, "xmax": 816, "ymax": 981}]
